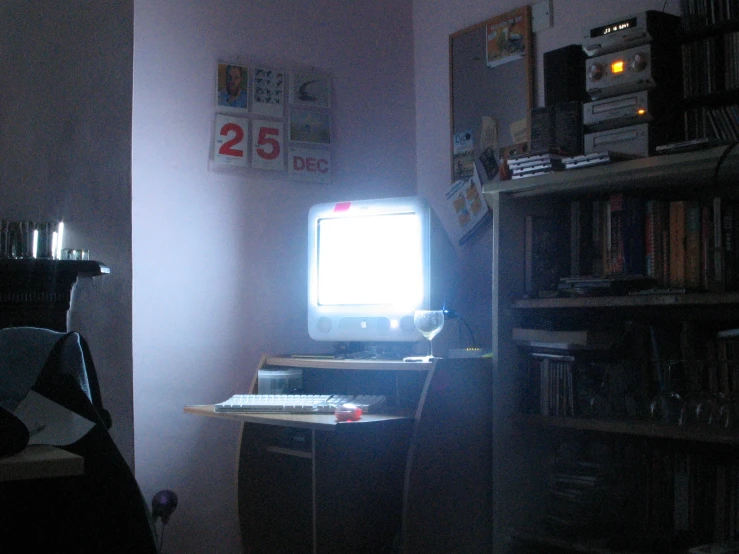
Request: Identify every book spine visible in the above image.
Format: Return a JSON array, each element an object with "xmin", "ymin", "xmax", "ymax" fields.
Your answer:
[
  {"xmin": 724, "ymin": 199, "xmax": 736, "ymax": 291},
  {"xmin": 669, "ymin": 200, "xmax": 687, "ymax": 289},
  {"xmin": 702, "ymin": 203, "xmax": 712, "ymax": 291},
  {"xmin": 570, "ymin": 200, "xmax": 581, "ymax": 277},
  {"xmin": 592, "ymin": 199, "xmax": 604, "ymax": 276},
  {"xmin": 685, "ymin": 200, "xmax": 702, "ymax": 289},
  {"xmin": 645, "ymin": 200, "xmax": 656, "ymax": 279},
  {"xmin": 525, "ymin": 215, "xmax": 533, "ymax": 297},
  {"xmin": 609, "ymin": 193, "xmax": 624, "ymax": 275},
  {"xmin": 623, "ymin": 195, "xmax": 645, "ymax": 275},
  {"xmin": 713, "ymin": 196, "xmax": 726, "ymax": 291}
]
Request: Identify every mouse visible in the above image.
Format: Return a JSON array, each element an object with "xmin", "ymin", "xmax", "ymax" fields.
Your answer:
[
  {"xmin": 0, "ymin": 406, "xmax": 30, "ymax": 457},
  {"xmin": 334, "ymin": 403, "xmax": 362, "ymax": 422}
]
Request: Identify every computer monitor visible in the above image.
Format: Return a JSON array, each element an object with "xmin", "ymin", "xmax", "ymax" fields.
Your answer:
[{"xmin": 307, "ymin": 196, "xmax": 430, "ymax": 344}]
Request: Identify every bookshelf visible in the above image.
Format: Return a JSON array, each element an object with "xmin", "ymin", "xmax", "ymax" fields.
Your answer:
[
  {"xmin": 485, "ymin": 145, "xmax": 739, "ymax": 553},
  {"xmin": 680, "ymin": 0, "xmax": 739, "ymax": 141}
]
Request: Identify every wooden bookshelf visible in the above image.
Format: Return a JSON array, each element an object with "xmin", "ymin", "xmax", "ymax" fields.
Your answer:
[
  {"xmin": 483, "ymin": 145, "xmax": 739, "ymax": 199},
  {"xmin": 487, "ymin": 138, "xmax": 739, "ymax": 552}
]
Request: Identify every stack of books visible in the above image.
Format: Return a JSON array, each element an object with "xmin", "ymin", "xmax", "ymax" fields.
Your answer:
[{"xmin": 508, "ymin": 152, "xmax": 565, "ymax": 179}]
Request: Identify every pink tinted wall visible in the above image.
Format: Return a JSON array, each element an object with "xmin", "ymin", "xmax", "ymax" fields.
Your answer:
[
  {"xmin": 412, "ymin": 0, "xmax": 681, "ymax": 349},
  {"xmin": 132, "ymin": 1, "xmax": 415, "ymax": 551}
]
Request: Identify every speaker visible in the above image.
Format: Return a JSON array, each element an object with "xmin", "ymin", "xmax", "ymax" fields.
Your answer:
[{"xmin": 544, "ymin": 44, "xmax": 587, "ymax": 107}]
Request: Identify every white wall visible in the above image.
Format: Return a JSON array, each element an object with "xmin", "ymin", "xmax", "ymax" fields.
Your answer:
[
  {"xmin": 132, "ymin": 1, "xmax": 416, "ymax": 551},
  {"xmin": 413, "ymin": 0, "xmax": 681, "ymax": 349}
]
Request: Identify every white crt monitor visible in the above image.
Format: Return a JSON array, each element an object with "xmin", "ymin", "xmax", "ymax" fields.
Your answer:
[{"xmin": 307, "ymin": 196, "xmax": 430, "ymax": 343}]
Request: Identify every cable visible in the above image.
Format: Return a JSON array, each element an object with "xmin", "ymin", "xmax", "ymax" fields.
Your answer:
[
  {"xmin": 714, "ymin": 143, "xmax": 738, "ymax": 187},
  {"xmin": 442, "ymin": 304, "xmax": 478, "ymax": 348}
]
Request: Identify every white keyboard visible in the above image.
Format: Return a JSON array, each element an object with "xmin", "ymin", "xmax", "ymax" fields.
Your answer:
[{"xmin": 214, "ymin": 394, "xmax": 387, "ymax": 414}]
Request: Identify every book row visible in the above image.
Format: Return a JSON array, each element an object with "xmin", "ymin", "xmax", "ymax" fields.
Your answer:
[
  {"xmin": 682, "ymin": 33, "xmax": 739, "ymax": 99},
  {"xmin": 540, "ymin": 437, "xmax": 739, "ymax": 547},
  {"xmin": 685, "ymin": 104, "xmax": 739, "ymax": 141},
  {"xmin": 567, "ymin": 195, "xmax": 739, "ymax": 293},
  {"xmin": 648, "ymin": 449, "xmax": 739, "ymax": 544},
  {"xmin": 681, "ymin": 0, "xmax": 739, "ymax": 31}
]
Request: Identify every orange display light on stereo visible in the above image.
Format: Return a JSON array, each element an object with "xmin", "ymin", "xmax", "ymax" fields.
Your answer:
[{"xmin": 611, "ymin": 60, "xmax": 625, "ymax": 74}]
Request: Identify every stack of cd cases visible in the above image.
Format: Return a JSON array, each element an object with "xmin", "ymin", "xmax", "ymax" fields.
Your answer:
[
  {"xmin": 509, "ymin": 152, "xmax": 565, "ymax": 179},
  {"xmin": 562, "ymin": 151, "xmax": 640, "ymax": 170}
]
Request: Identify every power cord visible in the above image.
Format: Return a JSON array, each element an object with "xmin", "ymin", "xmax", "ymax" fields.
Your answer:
[
  {"xmin": 152, "ymin": 489, "xmax": 178, "ymax": 553},
  {"xmin": 442, "ymin": 305, "xmax": 478, "ymax": 348},
  {"xmin": 714, "ymin": 142, "xmax": 738, "ymax": 187}
]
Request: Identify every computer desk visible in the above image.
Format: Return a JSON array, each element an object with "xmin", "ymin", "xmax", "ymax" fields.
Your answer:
[{"xmin": 185, "ymin": 355, "xmax": 492, "ymax": 554}]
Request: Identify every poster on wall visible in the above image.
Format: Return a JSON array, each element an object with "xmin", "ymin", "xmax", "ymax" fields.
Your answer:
[
  {"xmin": 216, "ymin": 63, "xmax": 249, "ymax": 110},
  {"xmin": 290, "ymin": 72, "xmax": 331, "ymax": 108},
  {"xmin": 252, "ymin": 67, "xmax": 285, "ymax": 118},
  {"xmin": 485, "ymin": 12, "xmax": 527, "ymax": 68},
  {"xmin": 251, "ymin": 120, "xmax": 284, "ymax": 171},
  {"xmin": 289, "ymin": 108, "xmax": 331, "ymax": 144},
  {"xmin": 289, "ymin": 146, "xmax": 331, "ymax": 183},
  {"xmin": 213, "ymin": 114, "xmax": 248, "ymax": 166}
]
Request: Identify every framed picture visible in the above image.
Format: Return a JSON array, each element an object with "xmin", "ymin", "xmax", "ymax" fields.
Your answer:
[
  {"xmin": 290, "ymin": 71, "xmax": 331, "ymax": 108},
  {"xmin": 216, "ymin": 63, "xmax": 249, "ymax": 109},
  {"xmin": 289, "ymin": 108, "xmax": 331, "ymax": 144}
]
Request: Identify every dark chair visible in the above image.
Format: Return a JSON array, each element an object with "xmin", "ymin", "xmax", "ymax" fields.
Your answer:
[{"xmin": 0, "ymin": 326, "xmax": 175, "ymax": 553}]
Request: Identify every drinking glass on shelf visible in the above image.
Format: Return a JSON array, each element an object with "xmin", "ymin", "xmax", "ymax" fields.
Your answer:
[
  {"xmin": 413, "ymin": 310, "xmax": 445, "ymax": 360},
  {"xmin": 649, "ymin": 360, "xmax": 685, "ymax": 425},
  {"xmin": 715, "ymin": 361, "xmax": 739, "ymax": 430},
  {"xmin": 684, "ymin": 360, "xmax": 727, "ymax": 427}
]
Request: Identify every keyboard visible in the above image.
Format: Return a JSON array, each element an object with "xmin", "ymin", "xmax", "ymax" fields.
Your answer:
[{"xmin": 214, "ymin": 394, "xmax": 387, "ymax": 414}]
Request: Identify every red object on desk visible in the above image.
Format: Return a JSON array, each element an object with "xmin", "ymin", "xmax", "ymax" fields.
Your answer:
[{"xmin": 334, "ymin": 403, "xmax": 362, "ymax": 422}]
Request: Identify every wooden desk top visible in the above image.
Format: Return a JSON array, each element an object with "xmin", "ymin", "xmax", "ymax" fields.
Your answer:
[
  {"xmin": 0, "ymin": 445, "xmax": 84, "ymax": 482},
  {"xmin": 185, "ymin": 404, "xmax": 410, "ymax": 431}
]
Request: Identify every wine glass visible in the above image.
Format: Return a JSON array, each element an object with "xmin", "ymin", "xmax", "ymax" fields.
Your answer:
[
  {"xmin": 414, "ymin": 310, "xmax": 445, "ymax": 360},
  {"xmin": 649, "ymin": 360, "xmax": 685, "ymax": 426}
]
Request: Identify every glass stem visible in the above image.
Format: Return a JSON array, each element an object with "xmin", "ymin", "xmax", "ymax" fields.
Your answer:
[{"xmin": 428, "ymin": 339, "xmax": 434, "ymax": 358}]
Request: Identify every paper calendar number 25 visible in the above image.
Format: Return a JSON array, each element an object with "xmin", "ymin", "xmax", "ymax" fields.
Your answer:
[
  {"xmin": 252, "ymin": 120, "xmax": 284, "ymax": 171},
  {"xmin": 219, "ymin": 123, "xmax": 244, "ymax": 157},
  {"xmin": 213, "ymin": 114, "xmax": 247, "ymax": 166}
]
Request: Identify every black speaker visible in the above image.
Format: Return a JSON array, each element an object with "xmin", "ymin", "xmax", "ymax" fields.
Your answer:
[{"xmin": 544, "ymin": 44, "xmax": 588, "ymax": 107}]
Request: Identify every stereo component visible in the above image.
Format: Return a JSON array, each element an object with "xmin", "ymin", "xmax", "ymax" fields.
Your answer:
[
  {"xmin": 582, "ymin": 10, "xmax": 681, "ymax": 58},
  {"xmin": 585, "ymin": 42, "xmax": 682, "ymax": 100},
  {"xmin": 583, "ymin": 89, "xmax": 681, "ymax": 132},
  {"xmin": 584, "ymin": 121, "xmax": 682, "ymax": 157}
]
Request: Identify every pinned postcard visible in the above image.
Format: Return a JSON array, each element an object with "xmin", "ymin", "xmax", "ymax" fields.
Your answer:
[
  {"xmin": 486, "ymin": 11, "xmax": 527, "ymax": 68},
  {"xmin": 453, "ymin": 129, "xmax": 475, "ymax": 181},
  {"xmin": 444, "ymin": 176, "xmax": 491, "ymax": 245}
]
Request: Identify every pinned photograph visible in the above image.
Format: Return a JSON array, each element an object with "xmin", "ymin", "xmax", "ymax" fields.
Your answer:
[
  {"xmin": 485, "ymin": 12, "xmax": 528, "ymax": 68},
  {"xmin": 217, "ymin": 63, "xmax": 249, "ymax": 109},
  {"xmin": 290, "ymin": 72, "xmax": 331, "ymax": 108},
  {"xmin": 252, "ymin": 67, "xmax": 285, "ymax": 118},
  {"xmin": 289, "ymin": 108, "xmax": 331, "ymax": 144}
]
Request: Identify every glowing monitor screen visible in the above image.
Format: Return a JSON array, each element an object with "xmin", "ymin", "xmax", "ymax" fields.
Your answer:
[{"xmin": 307, "ymin": 196, "xmax": 430, "ymax": 343}]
